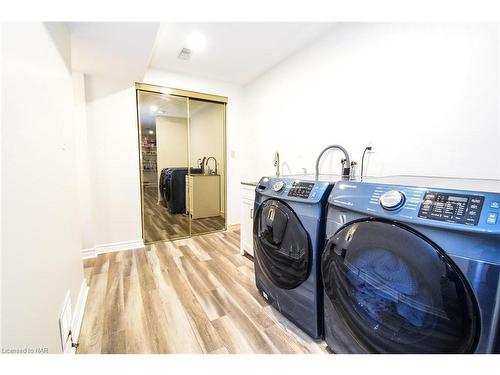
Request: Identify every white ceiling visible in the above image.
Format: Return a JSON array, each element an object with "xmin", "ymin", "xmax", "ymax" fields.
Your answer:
[
  {"xmin": 149, "ymin": 23, "xmax": 334, "ymax": 85},
  {"xmin": 65, "ymin": 22, "xmax": 334, "ymax": 85},
  {"xmin": 67, "ymin": 22, "xmax": 159, "ymax": 81}
]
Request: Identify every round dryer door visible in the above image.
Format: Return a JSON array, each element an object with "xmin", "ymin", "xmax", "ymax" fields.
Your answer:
[
  {"xmin": 254, "ymin": 199, "xmax": 311, "ymax": 289},
  {"xmin": 321, "ymin": 220, "xmax": 479, "ymax": 353}
]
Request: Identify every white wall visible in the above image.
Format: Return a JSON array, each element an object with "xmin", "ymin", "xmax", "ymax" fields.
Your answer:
[
  {"xmin": 84, "ymin": 76, "xmax": 143, "ymax": 247},
  {"xmin": 1, "ymin": 23, "xmax": 84, "ymax": 352},
  {"xmin": 73, "ymin": 72, "xmax": 95, "ymax": 251},
  {"xmin": 156, "ymin": 116, "xmax": 189, "ymax": 171},
  {"xmin": 242, "ymin": 23, "xmax": 500, "ymax": 181},
  {"xmin": 143, "ymin": 69, "xmax": 245, "ymax": 225}
]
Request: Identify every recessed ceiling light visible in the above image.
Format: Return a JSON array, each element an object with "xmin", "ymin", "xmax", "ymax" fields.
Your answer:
[
  {"xmin": 186, "ymin": 32, "xmax": 206, "ymax": 53},
  {"xmin": 148, "ymin": 130, "xmax": 154, "ymax": 135},
  {"xmin": 150, "ymin": 105, "xmax": 158, "ymax": 112}
]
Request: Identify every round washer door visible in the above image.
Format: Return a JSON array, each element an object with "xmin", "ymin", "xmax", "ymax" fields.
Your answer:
[
  {"xmin": 321, "ymin": 220, "xmax": 479, "ymax": 353},
  {"xmin": 254, "ymin": 199, "xmax": 311, "ymax": 289}
]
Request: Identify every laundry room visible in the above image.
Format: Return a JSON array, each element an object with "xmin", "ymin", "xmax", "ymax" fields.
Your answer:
[{"xmin": 1, "ymin": 1, "xmax": 500, "ymax": 373}]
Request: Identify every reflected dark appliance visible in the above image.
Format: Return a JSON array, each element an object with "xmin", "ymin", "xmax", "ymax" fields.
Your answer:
[
  {"xmin": 253, "ymin": 176, "xmax": 335, "ymax": 338},
  {"xmin": 321, "ymin": 176, "xmax": 500, "ymax": 353},
  {"xmin": 159, "ymin": 167, "xmax": 202, "ymax": 214}
]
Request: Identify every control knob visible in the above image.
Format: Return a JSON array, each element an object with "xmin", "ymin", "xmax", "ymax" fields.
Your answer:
[
  {"xmin": 379, "ymin": 190, "xmax": 405, "ymax": 210},
  {"xmin": 272, "ymin": 180, "xmax": 285, "ymax": 192}
]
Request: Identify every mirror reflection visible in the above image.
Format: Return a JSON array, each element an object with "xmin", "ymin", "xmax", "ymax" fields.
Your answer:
[
  {"xmin": 188, "ymin": 99, "xmax": 226, "ymax": 235},
  {"xmin": 137, "ymin": 90, "xmax": 226, "ymax": 243},
  {"xmin": 138, "ymin": 91, "xmax": 190, "ymax": 242}
]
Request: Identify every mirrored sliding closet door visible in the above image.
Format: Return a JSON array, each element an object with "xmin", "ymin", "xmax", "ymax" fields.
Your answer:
[
  {"xmin": 188, "ymin": 99, "xmax": 226, "ymax": 236},
  {"xmin": 136, "ymin": 84, "xmax": 227, "ymax": 243}
]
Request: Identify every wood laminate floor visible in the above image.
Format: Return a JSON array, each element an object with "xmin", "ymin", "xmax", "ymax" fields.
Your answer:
[
  {"xmin": 143, "ymin": 186, "xmax": 225, "ymax": 243},
  {"xmin": 78, "ymin": 228, "xmax": 327, "ymax": 354}
]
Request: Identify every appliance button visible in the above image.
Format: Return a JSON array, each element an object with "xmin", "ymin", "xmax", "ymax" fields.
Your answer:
[
  {"xmin": 490, "ymin": 201, "xmax": 500, "ymax": 209},
  {"xmin": 380, "ymin": 190, "xmax": 405, "ymax": 210},
  {"xmin": 486, "ymin": 212, "xmax": 498, "ymax": 225},
  {"xmin": 272, "ymin": 181, "xmax": 285, "ymax": 192}
]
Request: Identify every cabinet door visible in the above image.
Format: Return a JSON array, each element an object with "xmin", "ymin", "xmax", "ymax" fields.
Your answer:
[{"xmin": 240, "ymin": 198, "xmax": 254, "ymax": 256}]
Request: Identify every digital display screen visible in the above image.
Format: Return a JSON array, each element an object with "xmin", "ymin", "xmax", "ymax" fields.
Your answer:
[
  {"xmin": 418, "ymin": 191, "xmax": 484, "ymax": 225},
  {"xmin": 448, "ymin": 196, "xmax": 468, "ymax": 203},
  {"xmin": 288, "ymin": 182, "xmax": 314, "ymax": 199},
  {"xmin": 292, "ymin": 182, "xmax": 314, "ymax": 189}
]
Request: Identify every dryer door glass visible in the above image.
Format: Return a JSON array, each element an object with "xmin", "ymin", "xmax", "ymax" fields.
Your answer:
[
  {"xmin": 321, "ymin": 220, "xmax": 478, "ymax": 353},
  {"xmin": 254, "ymin": 199, "xmax": 311, "ymax": 289}
]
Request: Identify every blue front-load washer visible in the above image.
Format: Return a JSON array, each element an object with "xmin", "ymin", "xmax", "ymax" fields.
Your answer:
[
  {"xmin": 321, "ymin": 176, "xmax": 500, "ymax": 353},
  {"xmin": 253, "ymin": 175, "xmax": 337, "ymax": 338}
]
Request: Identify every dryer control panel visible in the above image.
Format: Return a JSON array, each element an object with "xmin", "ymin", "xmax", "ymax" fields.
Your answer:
[
  {"xmin": 418, "ymin": 191, "xmax": 484, "ymax": 225},
  {"xmin": 328, "ymin": 180, "xmax": 500, "ymax": 234}
]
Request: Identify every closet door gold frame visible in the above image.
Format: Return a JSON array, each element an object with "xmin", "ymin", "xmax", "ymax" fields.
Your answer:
[{"xmin": 135, "ymin": 82, "xmax": 228, "ymax": 244}]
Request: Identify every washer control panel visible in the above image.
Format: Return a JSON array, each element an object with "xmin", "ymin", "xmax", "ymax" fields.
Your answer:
[
  {"xmin": 418, "ymin": 191, "xmax": 484, "ymax": 226},
  {"xmin": 257, "ymin": 177, "xmax": 334, "ymax": 203},
  {"xmin": 288, "ymin": 181, "xmax": 315, "ymax": 199}
]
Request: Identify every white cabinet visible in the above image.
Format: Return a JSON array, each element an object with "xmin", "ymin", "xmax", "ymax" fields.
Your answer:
[
  {"xmin": 240, "ymin": 183, "xmax": 256, "ymax": 257},
  {"xmin": 186, "ymin": 175, "xmax": 220, "ymax": 219}
]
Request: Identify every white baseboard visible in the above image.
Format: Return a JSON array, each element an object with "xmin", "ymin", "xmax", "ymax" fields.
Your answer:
[
  {"xmin": 66, "ymin": 279, "xmax": 89, "ymax": 354},
  {"xmin": 96, "ymin": 239, "xmax": 144, "ymax": 254},
  {"xmin": 81, "ymin": 239, "xmax": 144, "ymax": 259},
  {"xmin": 81, "ymin": 247, "xmax": 96, "ymax": 259}
]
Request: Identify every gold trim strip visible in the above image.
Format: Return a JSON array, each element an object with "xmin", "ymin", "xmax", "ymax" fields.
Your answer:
[
  {"xmin": 135, "ymin": 82, "xmax": 228, "ymax": 103},
  {"xmin": 135, "ymin": 89, "xmax": 146, "ymax": 242},
  {"xmin": 187, "ymin": 98, "xmax": 192, "ymax": 237}
]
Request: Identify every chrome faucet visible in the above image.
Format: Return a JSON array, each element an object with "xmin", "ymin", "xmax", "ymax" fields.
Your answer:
[
  {"xmin": 200, "ymin": 156, "xmax": 207, "ymax": 174},
  {"xmin": 315, "ymin": 145, "xmax": 351, "ymax": 180},
  {"xmin": 205, "ymin": 156, "xmax": 218, "ymax": 175},
  {"xmin": 273, "ymin": 151, "xmax": 280, "ymax": 177}
]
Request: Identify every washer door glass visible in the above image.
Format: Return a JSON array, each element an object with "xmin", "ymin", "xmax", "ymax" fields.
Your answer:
[
  {"xmin": 254, "ymin": 199, "xmax": 311, "ymax": 289},
  {"xmin": 321, "ymin": 220, "xmax": 478, "ymax": 353}
]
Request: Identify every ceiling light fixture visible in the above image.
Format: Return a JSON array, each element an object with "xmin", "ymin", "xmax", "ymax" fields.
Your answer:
[
  {"xmin": 150, "ymin": 105, "xmax": 158, "ymax": 112},
  {"xmin": 186, "ymin": 32, "xmax": 207, "ymax": 53},
  {"xmin": 148, "ymin": 130, "xmax": 154, "ymax": 135}
]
